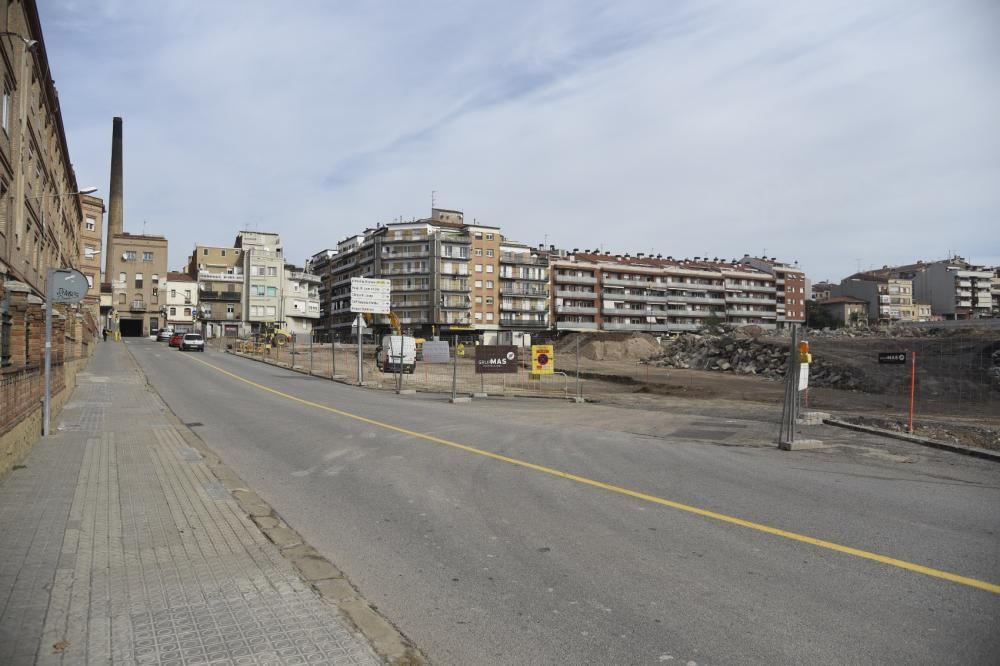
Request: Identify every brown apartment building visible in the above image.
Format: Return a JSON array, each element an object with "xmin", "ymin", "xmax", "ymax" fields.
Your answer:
[
  {"xmin": 78, "ymin": 194, "xmax": 104, "ymax": 306},
  {"xmin": 186, "ymin": 244, "xmax": 244, "ymax": 337},
  {"xmin": 0, "ymin": 0, "xmax": 90, "ymax": 301},
  {"xmin": 107, "ymin": 233, "xmax": 167, "ymax": 336}
]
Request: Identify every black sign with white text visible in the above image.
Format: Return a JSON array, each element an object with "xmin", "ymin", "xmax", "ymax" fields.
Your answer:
[{"xmin": 878, "ymin": 352, "xmax": 907, "ymax": 364}]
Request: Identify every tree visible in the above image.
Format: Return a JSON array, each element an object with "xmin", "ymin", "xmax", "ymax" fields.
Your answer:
[{"xmin": 805, "ymin": 300, "xmax": 839, "ymax": 329}]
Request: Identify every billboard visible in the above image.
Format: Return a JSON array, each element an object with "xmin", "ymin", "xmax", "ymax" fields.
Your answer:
[
  {"xmin": 475, "ymin": 345, "xmax": 518, "ymax": 374},
  {"xmin": 531, "ymin": 344, "xmax": 554, "ymax": 375},
  {"xmin": 422, "ymin": 340, "xmax": 450, "ymax": 363}
]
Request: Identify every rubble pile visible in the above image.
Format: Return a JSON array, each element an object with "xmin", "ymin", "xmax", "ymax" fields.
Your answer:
[{"xmin": 646, "ymin": 329, "xmax": 870, "ymax": 391}]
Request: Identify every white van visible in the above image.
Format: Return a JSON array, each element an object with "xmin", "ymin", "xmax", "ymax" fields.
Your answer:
[{"xmin": 376, "ymin": 335, "xmax": 417, "ymax": 374}]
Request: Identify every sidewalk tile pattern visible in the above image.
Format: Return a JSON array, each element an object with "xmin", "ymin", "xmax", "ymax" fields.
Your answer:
[{"xmin": 0, "ymin": 344, "xmax": 379, "ymax": 665}]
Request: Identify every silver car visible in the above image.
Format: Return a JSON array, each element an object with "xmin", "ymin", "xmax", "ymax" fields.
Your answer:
[{"xmin": 179, "ymin": 333, "xmax": 205, "ymax": 352}]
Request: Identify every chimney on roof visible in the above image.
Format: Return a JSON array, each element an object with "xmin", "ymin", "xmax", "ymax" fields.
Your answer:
[
  {"xmin": 573, "ymin": 248, "xmax": 579, "ymax": 253},
  {"xmin": 637, "ymin": 252, "xmax": 644, "ymax": 258},
  {"xmin": 656, "ymin": 254, "xmax": 662, "ymax": 259},
  {"xmin": 549, "ymin": 244, "xmax": 555, "ymax": 251}
]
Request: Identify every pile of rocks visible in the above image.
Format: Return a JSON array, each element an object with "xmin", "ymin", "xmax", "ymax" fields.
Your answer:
[{"xmin": 646, "ymin": 331, "xmax": 869, "ymax": 390}]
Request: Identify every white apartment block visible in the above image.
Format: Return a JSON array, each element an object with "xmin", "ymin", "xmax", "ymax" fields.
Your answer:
[
  {"xmin": 283, "ymin": 264, "xmax": 321, "ymax": 337},
  {"xmin": 893, "ymin": 257, "xmax": 993, "ymax": 319},
  {"xmin": 164, "ymin": 272, "xmax": 198, "ymax": 332},
  {"xmin": 236, "ymin": 232, "xmax": 285, "ymax": 332}
]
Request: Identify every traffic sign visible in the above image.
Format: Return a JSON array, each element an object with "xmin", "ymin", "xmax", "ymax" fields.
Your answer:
[
  {"xmin": 48, "ymin": 269, "xmax": 88, "ymax": 304},
  {"xmin": 878, "ymin": 352, "xmax": 907, "ymax": 364},
  {"xmin": 531, "ymin": 344, "xmax": 554, "ymax": 375},
  {"xmin": 456, "ymin": 343, "xmax": 466, "ymax": 357},
  {"xmin": 350, "ymin": 277, "xmax": 391, "ymax": 314}
]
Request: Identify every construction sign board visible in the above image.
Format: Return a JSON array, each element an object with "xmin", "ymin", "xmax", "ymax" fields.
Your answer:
[
  {"xmin": 350, "ymin": 277, "xmax": 391, "ymax": 314},
  {"xmin": 475, "ymin": 345, "xmax": 518, "ymax": 374},
  {"xmin": 531, "ymin": 344, "xmax": 554, "ymax": 375},
  {"xmin": 422, "ymin": 341, "xmax": 450, "ymax": 363}
]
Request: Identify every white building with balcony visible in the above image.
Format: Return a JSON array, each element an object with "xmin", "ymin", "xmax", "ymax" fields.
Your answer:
[
  {"xmin": 165, "ymin": 272, "xmax": 198, "ymax": 333},
  {"xmin": 283, "ymin": 265, "xmax": 321, "ymax": 338}
]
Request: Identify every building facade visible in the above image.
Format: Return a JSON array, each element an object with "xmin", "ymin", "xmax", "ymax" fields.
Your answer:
[
  {"xmin": 0, "ymin": 0, "xmax": 89, "ymax": 301},
  {"xmin": 893, "ymin": 258, "xmax": 994, "ymax": 319},
  {"xmin": 498, "ymin": 241, "xmax": 549, "ymax": 338},
  {"xmin": 164, "ymin": 272, "xmax": 197, "ymax": 332},
  {"xmin": 835, "ymin": 273, "xmax": 920, "ymax": 324},
  {"xmin": 738, "ymin": 256, "xmax": 806, "ymax": 328},
  {"xmin": 283, "ymin": 264, "xmax": 321, "ymax": 337},
  {"xmin": 818, "ymin": 296, "xmax": 869, "ymax": 327},
  {"xmin": 107, "ymin": 233, "xmax": 168, "ymax": 336},
  {"xmin": 236, "ymin": 232, "xmax": 284, "ymax": 333},
  {"xmin": 187, "ymin": 244, "xmax": 244, "ymax": 338},
  {"xmin": 78, "ymin": 195, "xmax": 104, "ymax": 304},
  {"xmin": 306, "ymin": 249, "xmax": 337, "ymax": 340}
]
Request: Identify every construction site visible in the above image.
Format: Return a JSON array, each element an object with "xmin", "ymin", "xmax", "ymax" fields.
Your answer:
[{"xmin": 222, "ymin": 322, "xmax": 1000, "ymax": 451}]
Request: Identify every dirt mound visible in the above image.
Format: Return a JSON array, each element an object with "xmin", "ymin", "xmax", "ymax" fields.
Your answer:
[{"xmin": 558, "ymin": 332, "xmax": 662, "ymax": 362}]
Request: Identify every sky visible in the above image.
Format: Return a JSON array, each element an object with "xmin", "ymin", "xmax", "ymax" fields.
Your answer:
[{"xmin": 39, "ymin": 0, "xmax": 1000, "ymax": 282}]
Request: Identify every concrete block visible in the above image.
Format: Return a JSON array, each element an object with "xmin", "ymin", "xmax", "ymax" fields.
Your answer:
[
  {"xmin": 778, "ymin": 438, "xmax": 825, "ymax": 451},
  {"xmin": 797, "ymin": 411, "xmax": 831, "ymax": 426},
  {"xmin": 472, "ymin": 392, "xmax": 488, "ymax": 398},
  {"xmin": 396, "ymin": 389, "xmax": 416, "ymax": 395},
  {"xmin": 449, "ymin": 397, "xmax": 471, "ymax": 404},
  {"xmin": 570, "ymin": 397, "xmax": 586, "ymax": 404}
]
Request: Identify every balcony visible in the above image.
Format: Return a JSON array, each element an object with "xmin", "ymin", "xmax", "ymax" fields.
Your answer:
[
  {"xmin": 439, "ymin": 280, "xmax": 469, "ymax": 292},
  {"xmin": 727, "ymin": 295, "xmax": 773, "ymax": 305},
  {"xmin": 668, "ymin": 309, "xmax": 713, "ymax": 318},
  {"xmin": 555, "ymin": 274, "xmax": 597, "ymax": 285},
  {"xmin": 725, "ymin": 282, "xmax": 777, "ymax": 293},
  {"xmin": 603, "ymin": 322, "xmax": 669, "ymax": 332},
  {"xmin": 603, "ymin": 278, "xmax": 656, "ymax": 288},
  {"xmin": 382, "ymin": 250, "xmax": 430, "ymax": 259},
  {"xmin": 666, "ymin": 294, "xmax": 725, "ymax": 305},
  {"xmin": 200, "ymin": 290, "xmax": 241, "ymax": 301},
  {"xmin": 500, "ymin": 253, "xmax": 547, "ymax": 266},
  {"xmin": 603, "ymin": 306, "xmax": 653, "ymax": 316},
  {"xmin": 199, "ymin": 271, "xmax": 243, "ymax": 282},
  {"xmin": 555, "ymin": 305, "xmax": 598, "ymax": 315},
  {"xmin": 500, "ymin": 304, "xmax": 548, "ymax": 313},
  {"xmin": 554, "ymin": 289, "xmax": 596, "ymax": 299},
  {"xmin": 288, "ymin": 271, "xmax": 321, "ymax": 284},
  {"xmin": 500, "ymin": 318, "xmax": 548, "ymax": 328},
  {"xmin": 130, "ymin": 301, "xmax": 147, "ymax": 312},
  {"xmin": 554, "ymin": 320, "xmax": 598, "ymax": 330},
  {"xmin": 499, "ymin": 285, "xmax": 548, "ymax": 296}
]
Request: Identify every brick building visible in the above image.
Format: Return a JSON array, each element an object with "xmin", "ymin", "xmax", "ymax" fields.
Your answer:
[{"xmin": 107, "ymin": 233, "xmax": 168, "ymax": 336}]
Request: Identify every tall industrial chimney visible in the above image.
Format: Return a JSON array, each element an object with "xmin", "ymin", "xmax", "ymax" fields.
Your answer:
[{"xmin": 105, "ymin": 116, "xmax": 124, "ymax": 280}]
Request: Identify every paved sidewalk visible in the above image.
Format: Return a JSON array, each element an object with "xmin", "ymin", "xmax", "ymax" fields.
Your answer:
[{"xmin": 0, "ymin": 343, "xmax": 380, "ymax": 665}]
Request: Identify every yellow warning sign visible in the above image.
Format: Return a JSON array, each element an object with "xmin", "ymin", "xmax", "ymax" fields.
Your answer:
[{"xmin": 531, "ymin": 344, "xmax": 554, "ymax": 374}]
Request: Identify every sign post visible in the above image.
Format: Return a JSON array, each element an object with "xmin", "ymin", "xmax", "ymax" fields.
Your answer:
[
  {"xmin": 350, "ymin": 278, "xmax": 391, "ymax": 387},
  {"xmin": 908, "ymin": 352, "xmax": 917, "ymax": 433},
  {"xmin": 355, "ymin": 314, "xmax": 364, "ymax": 386},
  {"xmin": 44, "ymin": 268, "xmax": 88, "ymax": 437}
]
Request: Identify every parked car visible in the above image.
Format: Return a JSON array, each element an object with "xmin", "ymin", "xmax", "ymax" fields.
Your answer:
[
  {"xmin": 157, "ymin": 329, "xmax": 174, "ymax": 342},
  {"xmin": 169, "ymin": 333, "xmax": 183, "ymax": 348},
  {"xmin": 180, "ymin": 333, "xmax": 205, "ymax": 352}
]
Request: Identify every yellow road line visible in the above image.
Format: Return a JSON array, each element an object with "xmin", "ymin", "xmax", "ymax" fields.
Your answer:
[{"xmin": 184, "ymin": 353, "xmax": 1000, "ymax": 595}]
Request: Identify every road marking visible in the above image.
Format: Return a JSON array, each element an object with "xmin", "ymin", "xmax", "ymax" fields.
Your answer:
[{"xmin": 182, "ymin": 353, "xmax": 1000, "ymax": 595}]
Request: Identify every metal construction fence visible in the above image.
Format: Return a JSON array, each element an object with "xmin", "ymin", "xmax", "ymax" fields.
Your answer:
[{"xmin": 216, "ymin": 326, "xmax": 999, "ymax": 431}]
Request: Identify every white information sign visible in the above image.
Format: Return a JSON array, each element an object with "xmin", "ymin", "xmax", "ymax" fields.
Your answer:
[
  {"xmin": 798, "ymin": 363, "xmax": 809, "ymax": 390},
  {"xmin": 350, "ymin": 277, "xmax": 391, "ymax": 314}
]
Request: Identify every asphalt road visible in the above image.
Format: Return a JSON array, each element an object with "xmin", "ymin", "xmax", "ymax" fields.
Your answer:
[{"xmin": 127, "ymin": 339, "xmax": 1000, "ymax": 665}]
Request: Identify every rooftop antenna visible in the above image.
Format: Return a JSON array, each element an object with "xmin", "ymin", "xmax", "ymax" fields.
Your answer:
[
  {"xmin": 142, "ymin": 219, "xmax": 147, "ymax": 235},
  {"xmin": 431, "ymin": 190, "xmax": 437, "ymax": 210}
]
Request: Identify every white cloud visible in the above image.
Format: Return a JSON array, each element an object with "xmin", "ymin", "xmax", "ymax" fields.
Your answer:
[{"xmin": 41, "ymin": 0, "xmax": 1000, "ymax": 279}]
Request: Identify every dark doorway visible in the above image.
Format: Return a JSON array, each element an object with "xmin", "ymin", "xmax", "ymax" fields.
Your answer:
[{"xmin": 119, "ymin": 319, "xmax": 143, "ymax": 337}]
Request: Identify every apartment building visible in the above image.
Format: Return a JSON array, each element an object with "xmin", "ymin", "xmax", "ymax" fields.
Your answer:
[
  {"xmin": 107, "ymin": 233, "xmax": 168, "ymax": 336},
  {"xmin": 818, "ymin": 296, "xmax": 868, "ymax": 327},
  {"xmin": 835, "ymin": 272, "xmax": 918, "ymax": 324},
  {"xmin": 283, "ymin": 264, "xmax": 321, "ymax": 337},
  {"xmin": 0, "ymin": 0, "xmax": 89, "ymax": 301},
  {"xmin": 550, "ymin": 251, "xmax": 777, "ymax": 333},
  {"xmin": 738, "ymin": 256, "xmax": 806, "ymax": 328},
  {"xmin": 468, "ymin": 222, "xmax": 501, "ymax": 332},
  {"xmin": 78, "ymin": 195, "xmax": 104, "ymax": 304},
  {"xmin": 307, "ymin": 249, "xmax": 337, "ymax": 341},
  {"xmin": 498, "ymin": 241, "xmax": 549, "ymax": 338},
  {"xmin": 187, "ymin": 244, "xmax": 244, "ymax": 338},
  {"xmin": 893, "ymin": 257, "xmax": 993, "ymax": 319},
  {"xmin": 991, "ymin": 268, "xmax": 1000, "ymax": 316},
  {"xmin": 164, "ymin": 272, "xmax": 197, "ymax": 332},
  {"xmin": 236, "ymin": 232, "xmax": 284, "ymax": 333}
]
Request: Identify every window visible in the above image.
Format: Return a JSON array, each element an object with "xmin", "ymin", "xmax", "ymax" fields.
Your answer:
[
  {"xmin": 252, "ymin": 284, "xmax": 265, "ymax": 296},
  {"xmin": 151, "ymin": 274, "xmax": 159, "ymax": 284},
  {"xmin": 474, "ymin": 280, "xmax": 482, "ymax": 288},
  {"xmin": 486, "ymin": 264, "xmax": 494, "ymax": 273},
  {"xmin": 203, "ymin": 248, "xmax": 209, "ymax": 256},
  {"xmin": 474, "ymin": 248, "xmax": 482, "ymax": 256},
  {"xmin": 474, "ymin": 231, "xmax": 483, "ymax": 239},
  {"xmin": 184, "ymin": 289, "xmax": 191, "ymax": 300},
  {"xmin": 486, "ymin": 280, "xmax": 494, "ymax": 289},
  {"xmin": 486, "ymin": 312, "xmax": 494, "ymax": 321},
  {"xmin": 485, "ymin": 297, "xmax": 494, "ymax": 305},
  {"xmin": 268, "ymin": 266, "xmax": 278, "ymax": 277},
  {"xmin": 475, "ymin": 312, "xmax": 483, "ymax": 321},
  {"xmin": 170, "ymin": 289, "xmax": 177, "ymax": 298},
  {"xmin": 119, "ymin": 272, "xmax": 126, "ymax": 283},
  {"xmin": 184, "ymin": 308, "xmax": 191, "ymax": 316},
  {"xmin": 124, "ymin": 250, "xmax": 136, "ymax": 262},
  {"xmin": 143, "ymin": 251, "xmax": 153, "ymax": 262},
  {"xmin": 1, "ymin": 85, "xmax": 9, "ymax": 133},
  {"xmin": 266, "ymin": 286, "xmax": 277, "ymax": 297},
  {"xmin": 266, "ymin": 306, "xmax": 276, "ymax": 316},
  {"xmin": 475, "ymin": 264, "xmax": 482, "ymax": 273},
  {"xmin": 135, "ymin": 273, "xmax": 143, "ymax": 289},
  {"xmin": 475, "ymin": 296, "xmax": 482, "ymax": 304},
  {"xmin": 485, "ymin": 233, "xmax": 494, "ymax": 240},
  {"xmin": 84, "ymin": 216, "xmax": 95, "ymax": 231},
  {"xmin": 119, "ymin": 293, "xmax": 126, "ymax": 305},
  {"xmin": 84, "ymin": 245, "xmax": 96, "ymax": 259},
  {"xmin": 221, "ymin": 250, "xmax": 226, "ymax": 257},
  {"xmin": 226, "ymin": 304, "xmax": 235, "ymax": 314},
  {"xmin": 486, "ymin": 249, "xmax": 494, "ymax": 257},
  {"xmin": 169, "ymin": 307, "xmax": 177, "ymax": 316}
]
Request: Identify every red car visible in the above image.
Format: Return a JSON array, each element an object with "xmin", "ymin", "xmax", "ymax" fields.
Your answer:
[{"xmin": 169, "ymin": 333, "xmax": 183, "ymax": 348}]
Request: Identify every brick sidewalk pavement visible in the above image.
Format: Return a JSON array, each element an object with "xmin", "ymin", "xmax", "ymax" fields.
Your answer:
[{"xmin": 0, "ymin": 342, "xmax": 380, "ymax": 665}]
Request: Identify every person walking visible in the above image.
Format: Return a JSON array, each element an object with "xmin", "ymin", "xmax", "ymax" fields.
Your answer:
[{"xmin": 102, "ymin": 328, "xmax": 108, "ymax": 342}]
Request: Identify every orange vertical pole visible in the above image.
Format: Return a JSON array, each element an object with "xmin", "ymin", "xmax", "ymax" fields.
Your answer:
[{"xmin": 908, "ymin": 351, "xmax": 917, "ymax": 433}]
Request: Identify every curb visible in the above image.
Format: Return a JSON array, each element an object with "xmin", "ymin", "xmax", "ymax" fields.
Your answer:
[
  {"xmin": 125, "ymin": 344, "xmax": 426, "ymax": 665},
  {"xmin": 823, "ymin": 418, "xmax": 1000, "ymax": 462}
]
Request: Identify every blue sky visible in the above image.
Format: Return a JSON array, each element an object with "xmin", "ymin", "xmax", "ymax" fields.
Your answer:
[{"xmin": 39, "ymin": 0, "xmax": 1000, "ymax": 281}]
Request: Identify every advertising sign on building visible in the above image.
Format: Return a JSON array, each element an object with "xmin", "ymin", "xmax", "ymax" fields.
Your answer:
[
  {"xmin": 422, "ymin": 341, "xmax": 450, "ymax": 363},
  {"xmin": 350, "ymin": 277, "xmax": 391, "ymax": 314},
  {"xmin": 531, "ymin": 344, "xmax": 554, "ymax": 375},
  {"xmin": 475, "ymin": 345, "xmax": 518, "ymax": 374}
]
